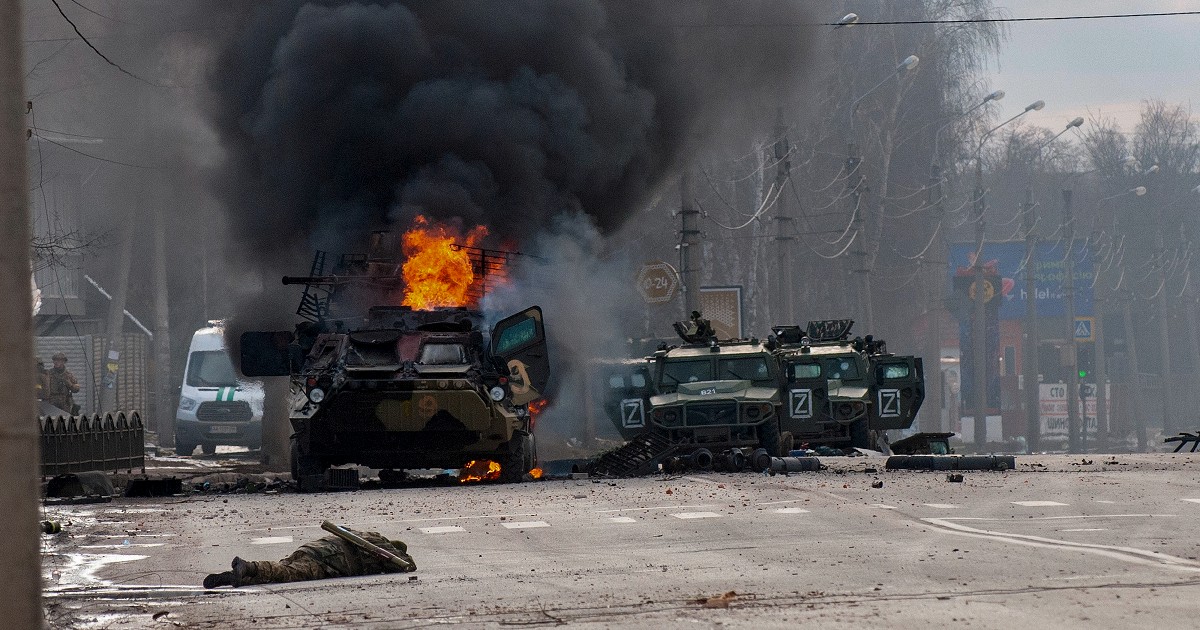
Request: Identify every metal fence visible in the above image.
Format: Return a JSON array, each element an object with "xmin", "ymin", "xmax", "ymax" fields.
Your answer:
[{"xmin": 39, "ymin": 411, "xmax": 145, "ymax": 476}]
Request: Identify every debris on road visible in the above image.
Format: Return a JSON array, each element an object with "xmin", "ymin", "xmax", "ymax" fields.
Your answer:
[
  {"xmin": 694, "ymin": 591, "xmax": 739, "ymax": 608},
  {"xmin": 946, "ymin": 473, "xmax": 964, "ymax": 483}
]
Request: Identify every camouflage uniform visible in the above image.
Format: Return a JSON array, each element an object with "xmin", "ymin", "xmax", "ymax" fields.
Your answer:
[
  {"xmin": 47, "ymin": 353, "xmax": 80, "ymax": 414},
  {"xmin": 205, "ymin": 529, "xmax": 415, "ymax": 588}
]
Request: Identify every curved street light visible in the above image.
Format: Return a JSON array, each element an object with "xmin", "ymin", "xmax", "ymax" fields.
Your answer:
[
  {"xmin": 931, "ymin": 90, "xmax": 1006, "ymax": 164},
  {"xmin": 848, "ymin": 54, "xmax": 920, "ymax": 136},
  {"xmin": 968, "ymin": 98, "xmax": 1044, "ymax": 446}
]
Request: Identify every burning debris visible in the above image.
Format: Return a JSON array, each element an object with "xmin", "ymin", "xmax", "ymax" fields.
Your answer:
[{"xmin": 458, "ymin": 460, "xmax": 502, "ymax": 484}]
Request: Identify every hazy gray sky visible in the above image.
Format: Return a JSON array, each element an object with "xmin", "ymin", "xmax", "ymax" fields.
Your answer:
[{"xmin": 990, "ymin": 0, "xmax": 1200, "ymax": 134}]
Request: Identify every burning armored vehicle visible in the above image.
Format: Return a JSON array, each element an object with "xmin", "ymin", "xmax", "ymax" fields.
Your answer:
[{"xmin": 239, "ymin": 228, "xmax": 548, "ymax": 484}]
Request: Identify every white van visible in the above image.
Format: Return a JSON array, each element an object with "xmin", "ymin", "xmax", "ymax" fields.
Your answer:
[{"xmin": 175, "ymin": 321, "xmax": 265, "ymax": 455}]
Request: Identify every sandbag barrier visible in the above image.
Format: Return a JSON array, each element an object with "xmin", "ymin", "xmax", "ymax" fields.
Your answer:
[
  {"xmin": 885, "ymin": 455, "xmax": 1015, "ymax": 471},
  {"xmin": 39, "ymin": 411, "xmax": 145, "ymax": 476}
]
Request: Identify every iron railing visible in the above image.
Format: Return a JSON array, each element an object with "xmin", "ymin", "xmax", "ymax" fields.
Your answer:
[{"xmin": 39, "ymin": 411, "xmax": 145, "ymax": 476}]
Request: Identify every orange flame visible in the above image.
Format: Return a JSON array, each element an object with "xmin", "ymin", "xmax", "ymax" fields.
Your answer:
[
  {"xmin": 528, "ymin": 398, "xmax": 549, "ymax": 432},
  {"xmin": 458, "ymin": 459, "xmax": 501, "ymax": 483},
  {"xmin": 528, "ymin": 468, "xmax": 544, "ymax": 480},
  {"xmin": 400, "ymin": 216, "xmax": 487, "ymax": 310}
]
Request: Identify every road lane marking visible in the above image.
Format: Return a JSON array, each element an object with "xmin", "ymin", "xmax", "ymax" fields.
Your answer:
[
  {"xmin": 1012, "ymin": 501, "xmax": 1069, "ymax": 507},
  {"xmin": 923, "ymin": 503, "xmax": 958, "ymax": 509},
  {"xmin": 78, "ymin": 543, "xmax": 166, "ymax": 550},
  {"xmin": 501, "ymin": 521, "xmax": 550, "ymax": 529},
  {"xmin": 672, "ymin": 512, "xmax": 722, "ymax": 519},
  {"xmin": 923, "ymin": 516, "xmax": 1200, "ymax": 573},
  {"xmin": 250, "ymin": 536, "xmax": 294, "ymax": 545},
  {"xmin": 596, "ymin": 504, "xmax": 717, "ymax": 513},
  {"xmin": 871, "ymin": 504, "xmax": 898, "ymax": 510},
  {"xmin": 420, "ymin": 526, "xmax": 466, "ymax": 534},
  {"xmin": 609, "ymin": 517, "xmax": 637, "ymax": 524},
  {"xmin": 757, "ymin": 500, "xmax": 804, "ymax": 506},
  {"xmin": 1095, "ymin": 500, "xmax": 1116, "ymax": 504},
  {"xmin": 1181, "ymin": 499, "xmax": 1200, "ymax": 504},
  {"xmin": 774, "ymin": 508, "xmax": 810, "ymax": 514},
  {"xmin": 1061, "ymin": 528, "xmax": 1108, "ymax": 532}
]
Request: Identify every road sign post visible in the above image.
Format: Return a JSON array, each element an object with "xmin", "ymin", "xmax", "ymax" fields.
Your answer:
[{"xmin": 636, "ymin": 261, "xmax": 679, "ymax": 305}]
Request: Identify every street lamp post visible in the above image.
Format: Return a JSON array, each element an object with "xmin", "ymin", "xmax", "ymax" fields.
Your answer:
[
  {"xmin": 927, "ymin": 89, "xmax": 1005, "ymax": 432},
  {"xmin": 846, "ymin": 54, "xmax": 919, "ymax": 332},
  {"xmin": 1026, "ymin": 116, "xmax": 1083, "ymax": 452},
  {"xmin": 970, "ymin": 99, "xmax": 1045, "ymax": 447}
]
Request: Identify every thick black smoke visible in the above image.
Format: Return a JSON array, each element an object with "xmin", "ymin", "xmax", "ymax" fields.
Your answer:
[{"xmin": 206, "ymin": 0, "xmax": 813, "ymax": 262}]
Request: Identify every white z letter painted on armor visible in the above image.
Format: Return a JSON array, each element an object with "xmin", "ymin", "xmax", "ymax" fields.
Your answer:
[
  {"xmin": 878, "ymin": 388, "xmax": 901, "ymax": 418},
  {"xmin": 621, "ymin": 399, "xmax": 645, "ymax": 428},
  {"xmin": 789, "ymin": 389, "xmax": 812, "ymax": 419}
]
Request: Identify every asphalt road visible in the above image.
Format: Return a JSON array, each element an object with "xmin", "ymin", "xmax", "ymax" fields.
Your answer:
[{"xmin": 41, "ymin": 453, "xmax": 1200, "ymax": 629}]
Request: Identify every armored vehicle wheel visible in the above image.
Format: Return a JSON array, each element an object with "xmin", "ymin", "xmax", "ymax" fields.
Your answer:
[
  {"xmin": 501, "ymin": 431, "xmax": 534, "ymax": 483},
  {"xmin": 761, "ymin": 418, "xmax": 786, "ymax": 456},
  {"xmin": 780, "ymin": 431, "xmax": 795, "ymax": 456},
  {"xmin": 290, "ymin": 437, "xmax": 327, "ymax": 481},
  {"xmin": 201, "ymin": 443, "xmax": 217, "ymax": 455},
  {"xmin": 849, "ymin": 419, "xmax": 871, "ymax": 450},
  {"xmin": 175, "ymin": 438, "xmax": 197, "ymax": 457}
]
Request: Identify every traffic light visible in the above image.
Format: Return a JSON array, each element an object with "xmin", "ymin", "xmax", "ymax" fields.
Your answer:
[{"xmin": 1076, "ymin": 343, "xmax": 1095, "ymax": 381}]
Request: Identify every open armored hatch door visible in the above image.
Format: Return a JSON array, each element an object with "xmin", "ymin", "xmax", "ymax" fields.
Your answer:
[
  {"xmin": 490, "ymin": 306, "xmax": 549, "ymax": 405},
  {"xmin": 239, "ymin": 331, "xmax": 296, "ymax": 377},
  {"xmin": 868, "ymin": 355, "xmax": 925, "ymax": 430}
]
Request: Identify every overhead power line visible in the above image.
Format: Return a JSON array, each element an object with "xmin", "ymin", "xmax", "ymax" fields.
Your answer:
[
  {"xmin": 822, "ymin": 11, "xmax": 1200, "ymax": 26},
  {"xmin": 48, "ymin": 0, "xmax": 157, "ymax": 86}
]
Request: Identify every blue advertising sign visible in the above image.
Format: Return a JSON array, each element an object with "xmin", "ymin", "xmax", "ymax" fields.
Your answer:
[{"xmin": 948, "ymin": 241, "xmax": 1093, "ymax": 320}]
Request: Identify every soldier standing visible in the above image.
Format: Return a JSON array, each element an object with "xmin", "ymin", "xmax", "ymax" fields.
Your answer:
[
  {"xmin": 203, "ymin": 526, "xmax": 416, "ymax": 588},
  {"xmin": 47, "ymin": 351, "xmax": 81, "ymax": 415}
]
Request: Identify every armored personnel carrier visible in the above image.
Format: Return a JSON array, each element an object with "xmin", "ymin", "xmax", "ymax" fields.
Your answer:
[
  {"xmin": 238, "ymin": 241, "xmax": 548, "ymax": 484},
  {"xmin": 600, "ymin": 314, "xmax": 790, "ymax": 468},
  {"xmin": 770, "ymin": 320, "xmax": 924, "ymax": 450}
]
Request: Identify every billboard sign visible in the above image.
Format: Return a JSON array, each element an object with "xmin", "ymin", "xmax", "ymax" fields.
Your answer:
[{"xmin": 948, "ymin": 241, "xmax": 1093, "ymax": 320}]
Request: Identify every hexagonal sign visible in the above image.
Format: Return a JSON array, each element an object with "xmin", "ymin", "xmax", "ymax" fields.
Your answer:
[{"xmin": 636, "ymin": 261, "xmax": 679, "ymax": 304}]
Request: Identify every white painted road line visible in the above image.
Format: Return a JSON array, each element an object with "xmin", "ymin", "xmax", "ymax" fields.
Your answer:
[
  {"xmin": 596, "ymin": 504, "xmax": 717, "ymax": 514},
  {"xmin": 757, "ymin": 500, "xmax": 804, "ymax": 506},
  {"xmin": 672, "ymin": 512, "xmax": 722, "ymax": 520},
  {"xmin": 1095, "ymin": 500, "xmax": 1117, "ymax": 504},
  {"xmin": 419, "ymin": 526, "xmax": 466, "ymax": 534},
  {"xmin": 924, "ymin": 504, "xmax": 958, "ymax": 509},
  {"xmin": 1012, "ymin": 501, "xmax": 1069, "ymax": 507},
  {"xmin": 501, "ymin": 521, "xmax": 550, "ymax": 529},
  {"xmin": 872, "ymin": 504, "xmax": 898, "ymax": 510},
  {"xmin": 250, "ymin": 536, "xmax": 294, "ymax": 545},
  {"xmin": 1181, "ymin": 499, "xmax": 1200, "ymax": 504},
  {"xmin": 774, "ymin": 508, "xmax": 810, "ymax": 514},
  {"xmin": 609, "ymin": 517, "xmax": 637, "ymax": 524}
]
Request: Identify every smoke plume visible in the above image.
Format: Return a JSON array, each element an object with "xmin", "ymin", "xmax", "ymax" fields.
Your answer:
[{"xmin": 206, "ymin": 0, "xmax": 813, "ymax": 264}]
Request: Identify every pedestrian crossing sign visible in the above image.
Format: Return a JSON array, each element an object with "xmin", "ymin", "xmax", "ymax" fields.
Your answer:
[{"xmin": 1074, "ymin": 317, "xmax": 1094, "ymax": 341}]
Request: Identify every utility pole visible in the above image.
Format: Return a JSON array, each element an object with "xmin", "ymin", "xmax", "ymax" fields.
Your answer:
[
  {"xmin": 1092, "ymin": 224, "xmax": 1111, "ymax": 447},
  {"xmin": 1063, "ymin": 190, "xmax": 1082, "ymax": 453},
  {"xmin": 925, "ymin": 163, "xmax": 946, "ymax": 432},
  {"xmin": 971, "ymin": 161, "xmax": 988, "ymax": 446},
  {"xmin": 1155, "ymin": 208, "xmax": 1173, "ymax": 438},
  {"xmin": 100, "ymin": 200, "xmax": 137, "ymax": 412},
  {"xmin": 1, "ymin": 0, "xmax": 46, "ymax": 623},
  {"xmin": 773, "ymin": 109, "xmax": 795, "ymax": 324},
  {"xmin": 847, "ymin": 145, "xmax": 873, "ymax": 331},
  {"xmin": 1022, "ymin": 189, "xmax": 1041, "ymax": 451},
  {"xmin": 153, "ymin": 206, "xmax": 173, "ymax": 446},
  {"xmin": 1122, "ymin": 294, "xmax": 1146, "ymax": 450},
  {"xmin": 679, "ymin": 168, "xmax": 700, "ymax": 316}
]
